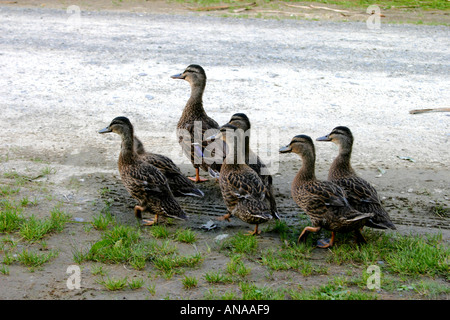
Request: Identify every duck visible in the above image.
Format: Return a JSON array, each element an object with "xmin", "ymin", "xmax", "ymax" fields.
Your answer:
[
  {"xmin": 98, "ymin": 116, "xmax": 187, "ymax": 226},
  {"xmin": 279, "ymin": 135, "xmax": 373, "ymax": 248},
  {"xmin": 226, "ymin": 113, "xmax": 279, "ymax": 219},
  {"xmin": 133, "ymin": 136, "xmax": 204, "ymax": 198},
  {"xmin": 171, "ymin": 64, "xmax": 223, "ymax": 183},
  {"xmin": 316, "ymin": 126, "xmax": 396, "ymax": 230},
  {"xmin": 208, "ymin": 123, "xmax": 273, "ymax": 235}
]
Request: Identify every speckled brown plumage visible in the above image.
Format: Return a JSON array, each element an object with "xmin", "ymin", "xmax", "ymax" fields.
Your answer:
[
  {"xmin": 280, "ymin": 135, "xmax": 373, "ymax": 247},
  {"xmin": 226, "ymin": 113, "xmax": 279, "ymax": 220},
  {"xmin": 214, "ymin": 123, "xmax": 272, "ymax": 235},
  {"xmin": 134, "ymin": 137, "xmax": 204, "ymax": 198},
  {"xmin": 99, "ymin": 117, "xmax": 187, "ymax": 225},
  {"xmin": 317, "ymin": 126, "xmax": 396, "ymax": 230},
  {"xmin": 172, "ymin": 65, "xmax": 223, "ymax": 182}
]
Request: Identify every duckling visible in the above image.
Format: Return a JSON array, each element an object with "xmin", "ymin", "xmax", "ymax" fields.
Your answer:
[
  {"xmin": 226, "ymin": 113, "xmax": 279, "ymax": 219},
  {"xmin": 279, "ymin": 135, "xmax": 373, "ymax": 248},
  {"xmin": 316, "ymin": 126, "xmax": 396, "ymax": 230},
  {"xmin": 171, "ymin": 64, "xmax": 223, "ymax": 182},
  {"xmin": 208, "ymin": 123, "xmax": 273, "ymax": 235},
  {"xmin": 98, "ymin": 116, "xmax": 187, "ymax": 226},
  {"xmin": 133, "ymin": 137, "xmax": 204, "ymax": 198}
]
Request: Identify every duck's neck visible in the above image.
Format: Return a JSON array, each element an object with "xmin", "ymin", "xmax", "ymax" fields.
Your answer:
[
  {"xmin": 329, "ymin": 143, "xmax": 355, "ymax": 179},
  {"xmin": 295, "ymin": 150, "xmax": 317, "ymax": 184},
  {"xmin": 119, "ymin": 128, "xmax": 137, "ymax": 165},
  {"xmin": 182, "ymin": 82, "xmax": 207, "ymax": 118},
  {"xmin": 223, "ymin": 136, "xmax": 249, "ymax": 169}
]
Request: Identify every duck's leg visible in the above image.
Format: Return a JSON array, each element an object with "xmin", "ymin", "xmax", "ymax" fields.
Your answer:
[
  {"xmin": 134, "ymin": 205, "xmax": 144, "ymax": 219},
  {"xmin": 354, "ymin": 229, "xmax": 367, "ymax": 245},
  {"xmin": 298, "ymin": 226, "xmax": 321, "ymax": 243},
  {"xmin": 217, "ymin": 212, "xmax": 231, "ymax": 222},
  {"xmin": 246, "ymin": 225, "xmax": 261, "ymax": 236},
  {"xmin": 141, "ymin": 214, "xmax": 158, "ymax": 226},
  {"xmin": 317, "ymin": 232, "xmax": 335, "ymax": 248},
  {"xmin": 188, "ymin": 167, "xmax": 208, "ymax": 183},
  {"xmin": 134, "ymin": 205, "xmax": 158, "ymax": 226}
]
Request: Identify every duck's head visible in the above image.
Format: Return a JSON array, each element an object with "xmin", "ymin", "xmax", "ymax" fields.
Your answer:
[
  {"xmin": 316, "ymin": 126, "xmax": 353, "ymax": 146},
  {"xmin": 98, "ymin": 116, "xmax": 133, "ymax": 136},
  {"xmin": 228, "ymin": 113, "xmax": 251, "ymax": 131},
  {"xmin": 171, "ymin": 64, "xmax": 206, "ymax": 87},
  {"xmin": 279, "ymin": 135, "xmax": 315, "ymax": 156}
]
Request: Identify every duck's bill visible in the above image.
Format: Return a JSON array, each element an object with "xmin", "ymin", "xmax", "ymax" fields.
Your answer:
[
  {"xmin": 316, "ymin": 135, "xmax": 331, "ymax": 141},
  {"xmin": 98, "ymin": 127, "xmax": 112, "ymax": 134},
  {"xmin": 170, "ymin": 73, "xmax": 184, "ymax": 79},
  {"xmin": 279, "ymin": 145, "xmax": 292, "ymax": 153}
]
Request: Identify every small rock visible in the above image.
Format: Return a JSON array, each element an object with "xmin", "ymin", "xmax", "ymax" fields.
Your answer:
[{"xmin": 214, "ymin": 234, "xmax": 229, "ymax": 242}]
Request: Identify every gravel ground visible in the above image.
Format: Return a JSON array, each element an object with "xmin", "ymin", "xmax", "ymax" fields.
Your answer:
[
  {"xmin": 0, "ymin": 6, "xmax": 449, "ymax": 300},
  {"xmin": 0, "ymin": 7, "xmax": 449, "ymax": 169}
]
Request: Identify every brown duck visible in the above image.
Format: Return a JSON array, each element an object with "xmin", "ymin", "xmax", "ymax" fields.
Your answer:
[
  {"xmin": 226, "ymin": 113, "xmax": 279, "ymax": 219},
  {"xmin": 98, "ymin": 116, "xmax": 187, "ymax": 226},
  {"xmin": 171, "ymin": 64, "xmax": 223, "ymax": 182},
  {"xmin": 209, "ymin": 123, "xmax": 273, "ymax": 235},
  {"xmin": 134, "ymin": 137, "xmax": 204, "ymax": 198},
  {"xmin": 280, "ymin": 135, "xmax": 373, "ymax": 248},
  {"xmin": 316, "ymin": 126, "xmax": 396, "ymax": 230}
]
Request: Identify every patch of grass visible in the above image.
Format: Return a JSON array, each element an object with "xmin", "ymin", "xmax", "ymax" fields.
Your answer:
[
  {"xmin": 146, "ymin": 284, "xmax": 156, "ymax": 295},
  {"xmin": 285, "ymin": 0, "xmax": 449, "ymax": 10},
  {"xmin": 178, "ymin": 0, "xmax": 449, "ymax": 10},
  {"xmin": 413, "ymin": 279, "xmax": 450, "ymax": 299},
  {"xmin": 19, "ymin": 207, "xmax": 71, "ymax": 242},
  {"xmin": 204, "ymin": 271, "xmax": 233, "ymax": 284},
  {"xmin": 260, "ymin": 243, "xmax": 314, "ymax": 271},
  {"xmin": 150, "ymin": 225, "xmax": 170, "ymax": 239},
  {"xmin": 327, "ymin": 231, "xmax": 449, "ymax": 279},
  {"xmin": 0, "ymin": 264, "xmax": 9, "ymax": 275},
  {"xmin": 290, "ymin": 276, "xmax": 376, "ymax": 300},
  {"xmin": 204, "ymin": 288, "xmax": 238, "ymax": 300},
  {"xmin": 182, "ymin": 275, "xmax": 198, "ymax": 289},
  {"xmin": 85, "ymin": 225, "xmax": 149, "ymax": 269},
  {"xmin": 41, "ymin": 166, "xmax": 56, "ymax": 176},
  {"xmin": 221, "ymin": 232, "xmax": 258, "ymax": 254},
  {"xmin": 0, "ymin": 201, "xmax": 24, "ymax": 232},
  {"xmin": 239, "ymin": 282, "xmax": 285, "ymax": 300},
  {"xmin": 432, "ymin": 203, "xmax": 449, "ymax": 218},
  {"xmin": 226, "ymin": 254, "xmax": 251, "ymax": 278},
  {"xmin": 16, "ymin": 248, "xmax": 59, "ymax": 272},
  {"xmin": 175, "ymin": 228, "xmax": 197, "ymax": 243},
  {"xmin": 128, "ymin": 277, "xmax": 145, "ymax": 290},
  {"xmin": 152, "ymin": 252, "xmax": 204, "ymax": 279},
  {"xmin": 0, "ymin": 185, "xmax": 20, "ymax": 196},
  {"xmin": 97, "ymin": 276, "xmax": 128, "ymax": 291},
  {"xmin": 385, "ymin": 233, "xmax": 449, "ymax": 278},
  {"xmin": 91, "ymin": 211, "xmax": 116, "ymax": 230},
  {"xmin": 91, "ymin": 264, "xmax": 106, "ymax": 276}
]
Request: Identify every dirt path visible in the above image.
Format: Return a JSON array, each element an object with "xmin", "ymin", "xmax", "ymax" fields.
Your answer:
[{"xmin": 0, "ymin": 4, "xmax": 448, "ymax": 300}]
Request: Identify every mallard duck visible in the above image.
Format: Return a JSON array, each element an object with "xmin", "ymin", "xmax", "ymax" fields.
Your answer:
[
  {"xmin": 98, "ymin": 116, "xmax": 187, "ymax": 226},
  {"xmin": 171, "ymin": 64, "xmax": 223, "ymax": 182},
  {"xmin": 226, "ymin": 113, "xmax": 279, "ymax": 219},
  {"xmin": 316, "ymin": 126, "xmax": 396, "ymax": 230},
  {"xmin": 133, "ymin": 137, "xmax": 204, "ymax": 198},
  {"xmin": 279, "ymin": 135, "xmax": 373, "ymax": 248},
  {"xmin": 208, "ymin": 123, "xmax": 273, "ymax": 235}
]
